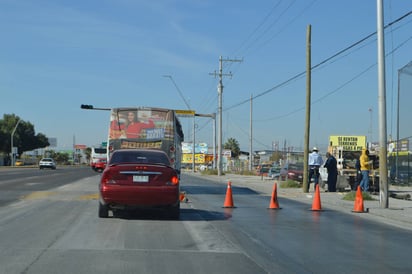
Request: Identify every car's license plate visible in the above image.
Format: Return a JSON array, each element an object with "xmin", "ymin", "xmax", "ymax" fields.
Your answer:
[{"xmin": 133, "ymin": 175, "xmax": 149, "ymax": 182}]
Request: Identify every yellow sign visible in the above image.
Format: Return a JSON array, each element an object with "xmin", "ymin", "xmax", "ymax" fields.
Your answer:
[
  {"xmin": 182, "ymin": 153, "xmax": 205, "ymax": 164},
  {"xmin": 175, "ymin": 110, "xmax": 195, "ymax": 116},
  {"xmin": 329, "ymin": 135, "xmax": 366, "ymax": 151},
  {"xmin": 120, "ymin": 140, "xmax": 162, "ymax": 149}
]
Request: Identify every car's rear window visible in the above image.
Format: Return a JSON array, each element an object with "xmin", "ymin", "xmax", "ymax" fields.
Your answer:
[
  {"xmin": 110, "ymin": 151, "xmax": 170, "ymax": 166},
  {"xmin": 289, "ymin": 164, "xmax": 303, "ymax": 170}
]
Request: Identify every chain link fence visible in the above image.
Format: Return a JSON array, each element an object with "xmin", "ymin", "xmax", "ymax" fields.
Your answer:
[{"xmin": 390, "ymin": 61, "xmax": 412, "ymax": 184}]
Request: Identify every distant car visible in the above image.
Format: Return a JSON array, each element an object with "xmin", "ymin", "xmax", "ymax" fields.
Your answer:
[
  {"xmin": 94, "ymin": 158, "xmax": 107, "ymax": 173},
  {"xmin": 15, "ymin": 160, "xmax": 24, "ymax": 166},
  {"xmin": 98, "ymin": 149, "xmax": 180, "ymax": 219},
  {"xmin": 267, "ymin": 166, "xmax": 281, "ymax": 179},
  {"xmin": 39, "ymin": 158, "xmax": 56, "ymax": 169},
  {"xmin": 257, "ymin": 165, "xmax": 271, "ymax": 176},
  {"xmin": 199, "ymin": 164, "xmax": 212, "ymax": 171},
  {"xmin": 280, "ymin": 163, "xmax": 304, "ymax": 182}
]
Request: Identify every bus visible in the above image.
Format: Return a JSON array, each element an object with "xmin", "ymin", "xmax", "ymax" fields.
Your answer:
[
  {"xmin": 107, "ymin": 107, "xmax": 184, "ymax": 174},
  {"xmin": 90, "ymin": 147, "xmax": 107, "ymax": 171}
]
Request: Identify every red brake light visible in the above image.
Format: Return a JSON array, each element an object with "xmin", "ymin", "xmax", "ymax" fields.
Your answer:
[
  {"xmin": 101, "ymin": 170, "xmax": 111, "ymax": 184},
  {"xmin": 171, "ymin": 175, "xmax": 179, "ymax": 185},
  {"xmin": 169, "ymin": 145, "xmax": 175, "ymax": 152}
]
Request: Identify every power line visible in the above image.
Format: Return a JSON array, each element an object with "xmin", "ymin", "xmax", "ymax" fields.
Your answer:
[
  {"xmin": 254, "ymin": 33, "xmax": 412, "ymax": 123},
  {"xmin": 224, "ymin": 10, "xmax": 412, "ymax": 112}
]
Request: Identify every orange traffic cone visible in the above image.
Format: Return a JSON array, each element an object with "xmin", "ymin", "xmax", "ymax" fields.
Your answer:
[
  {"xmin": 179, "ymin": 191, "xmax": 188, "ymax": 203},
  {"xmin": 352, "ymin": 186, "xmax": 368, "ymax": 213},
  {"xmin": 268, "ymin": 182, "xmax": 281, "ymax": 209},
  {"xmin": 223, "ymin": 181, "xmax": 235, "ymax": 208},
  {"xmin": 311, "ymin": 184, "xmax": 322, "ymax": 211}
]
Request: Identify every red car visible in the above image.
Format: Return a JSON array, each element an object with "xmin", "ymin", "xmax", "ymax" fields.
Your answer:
[
  {"xmin": 98, "ymin": 149, "xmax": 180, "ymax": 219},
  {"xmin": 94, "ymin": 158, "xmax": 107, "ymax": 173},
  {"xmin": 280, "ymin": 162, "xmax": 304, "ymax": 182}
]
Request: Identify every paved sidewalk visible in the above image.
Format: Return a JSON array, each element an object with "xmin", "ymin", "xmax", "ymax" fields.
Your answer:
[{"xmin": 187, "ymin": 172, "xmax": 412, "ymax": 231}]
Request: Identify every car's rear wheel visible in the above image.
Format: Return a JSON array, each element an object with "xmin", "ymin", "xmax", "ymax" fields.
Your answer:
[{"xmin": 98, "ymin": 202, "xmax": 109, "ymax": 218}]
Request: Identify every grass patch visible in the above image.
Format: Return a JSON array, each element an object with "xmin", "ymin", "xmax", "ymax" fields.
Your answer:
[
  {"xmin": 200, "ymin": 169, "xmax": 220, "ymax": 175},
  {"xmin": 279, "ymin": 180, "xmax": 302, "ymax": 188},
  {"xmin": 342, "ymin": 191, "xmax": 375, "ymax": 201}
]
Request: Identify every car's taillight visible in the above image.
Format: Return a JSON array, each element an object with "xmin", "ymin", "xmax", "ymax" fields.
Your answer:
[
  {"xmin": 169, "ymin": 175, "xmax": 179, "ymax": 186},
  {"xmin": 101, "ymin": 168, "xmax": 127, "ymax": 184},
  {"xmin": 101, "ymin": 170, "xmax": 112, "ymax": 184}
]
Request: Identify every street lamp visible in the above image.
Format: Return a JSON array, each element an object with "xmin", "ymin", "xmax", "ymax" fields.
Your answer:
[{"xmin": 11, "ymin": 119, "xmax": 22, "ymax": 166}]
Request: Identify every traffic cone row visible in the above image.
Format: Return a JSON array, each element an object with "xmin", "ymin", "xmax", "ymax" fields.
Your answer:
[{"xmin": 218, "ymin": 180, "xmax": 368, "ymax": 213}]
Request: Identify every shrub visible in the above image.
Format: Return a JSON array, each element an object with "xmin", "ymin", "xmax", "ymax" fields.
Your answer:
[
  {"xmin": 342, "ymin": 191, "xmax": 375, "ymax": 201},
  {"xmin": 280, "ymin": 180, "xmax": 302, "ymax": 188},
  {"xmin": 200, "ymin": 169, "xmax": 220, "ymax": 175}
]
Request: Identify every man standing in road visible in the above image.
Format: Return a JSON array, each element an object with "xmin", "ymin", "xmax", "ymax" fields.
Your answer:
[
  {"xmin": 324, "ymin": 152, "xmax": 338, "ymax": 192},
  {"xmin": 307, "ymin": 147, "xmax": 323, "ymax": 192}
]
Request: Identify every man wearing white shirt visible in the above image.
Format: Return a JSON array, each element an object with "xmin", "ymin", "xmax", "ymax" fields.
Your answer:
[{"xmin": 307, "ymin": 147, "xmax": 323, "ymax": 192}]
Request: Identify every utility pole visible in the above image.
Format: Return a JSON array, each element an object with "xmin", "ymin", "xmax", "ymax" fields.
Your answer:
[
  {"xmin": 210, "ymin": 56, "xmax": 242, "ymax": 176},
  {"xmin": 249, "ymin": 94, "xmax": 253, "ymax": 171},
  {"xmin": 11, "ymin": 119, "xmax": 22, "ymax": 166},
  {"xmin": 303, "ymin": 25, "xmax": 311, "ymax": 193},
  {"xmin": 377, "ymin": 0, "xmax": 388, "ymax": 208}
]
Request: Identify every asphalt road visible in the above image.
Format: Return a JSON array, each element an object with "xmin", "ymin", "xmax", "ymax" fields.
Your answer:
[{"xmin": 0, "ymin": 167, "xmax": 411, "ymax": 273}]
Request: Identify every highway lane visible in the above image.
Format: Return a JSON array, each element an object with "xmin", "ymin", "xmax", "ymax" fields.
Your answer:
[
  {"xmin": 181, "ymin": 174, "xmax": 412, "ymax": 273},
  {"xmin": 0, "ymin": 169, "xmax": 411, "ymax": 273},
  {"xmin": 0, "ymin": 166, "xmax": 96, "ymax": 207}
]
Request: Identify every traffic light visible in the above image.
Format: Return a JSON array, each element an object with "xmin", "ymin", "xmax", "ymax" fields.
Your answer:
[{"xmin": 80, "ymin": 104, "xmax": 94, "ymax": 109}]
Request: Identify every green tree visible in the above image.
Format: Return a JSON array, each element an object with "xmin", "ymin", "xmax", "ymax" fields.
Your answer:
[
  {"xmin": 224, "ymin": 137, "xmax": 240, "ymax": 159},
  {"xmin": 270, "ymin": 151, "xmax": 283, "ymax": 163},
  {"xmin": 0, "ymin": 114, "xmax": 50, "ymax": 154}
]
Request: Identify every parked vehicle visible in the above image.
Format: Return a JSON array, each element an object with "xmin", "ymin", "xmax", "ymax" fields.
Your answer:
[
  {"xmin": 39, "ymin": 158, "xmax": 56, "ymax": 170},
  {"xmin": 280, "ymin": 162, "xmax": 304, "ymax": 182},
  {"xmin": 15, "ymin": 160, "xmax": 24, "ymax": 166},
  {"xmin": 267, "ymin": 166, "xmax": 281, "ymax": 179},
  {"xmin": 98, "ymin": 149, "xmax": 180, "ymax": 219},
  {"xmin": 257, "ymin": 164, "xmax": 271, "ymax": 177}
]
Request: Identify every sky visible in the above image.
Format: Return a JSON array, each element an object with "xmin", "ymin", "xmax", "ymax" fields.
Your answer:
[{"xmin": 1, "ymin": 0, "xmax": 411, "ymax": 153}]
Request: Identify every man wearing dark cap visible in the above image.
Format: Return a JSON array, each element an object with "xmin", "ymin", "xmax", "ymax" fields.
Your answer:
[{"xmin": 307, "ymin": 147, "xmax": 323, "ymax": 192}]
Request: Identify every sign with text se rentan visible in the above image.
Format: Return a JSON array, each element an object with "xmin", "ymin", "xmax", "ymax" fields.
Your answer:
[{"xmin": 329, "ymin": 135, "xmax": 366, "ymax": 151}]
